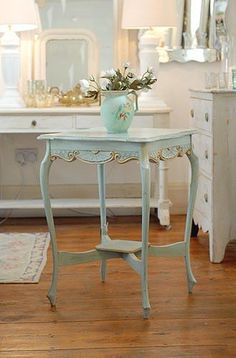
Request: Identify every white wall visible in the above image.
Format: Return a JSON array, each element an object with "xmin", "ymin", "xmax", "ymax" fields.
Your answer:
[
  {"xmin": 1, "ymin": 0, "xmax": 236, "ymax": 216},
  {"xmin": 156, "ymin": 0, "xmax": 236, "ymax": 190}
]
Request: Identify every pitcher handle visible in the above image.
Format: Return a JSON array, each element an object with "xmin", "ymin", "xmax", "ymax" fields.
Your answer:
[{"xmin": 128, "ymin": 90, "xmax": 138, "ymax": 112}]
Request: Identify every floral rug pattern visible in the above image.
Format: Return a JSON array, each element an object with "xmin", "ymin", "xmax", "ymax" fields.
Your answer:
[{"xmin": 0, "ymin": 232, "xmax": 50, "ymax": 283}]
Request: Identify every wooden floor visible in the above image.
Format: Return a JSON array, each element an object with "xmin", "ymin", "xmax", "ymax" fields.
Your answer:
[{"xmin": 0, "ymin": 215, "xmax": 236, "ymax": 357}]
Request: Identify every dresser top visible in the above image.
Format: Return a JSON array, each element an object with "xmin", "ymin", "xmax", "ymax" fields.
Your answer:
[
  {"xmin": 190, "ymin": 88, "xmax": 236, "ymax": 94},
  {"xmin": 190, "ymin": 88, "xmax": 236, "ymax": 100}
]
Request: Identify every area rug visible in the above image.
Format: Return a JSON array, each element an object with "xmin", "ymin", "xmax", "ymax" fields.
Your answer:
[{"xmin": 0, "ymin": 232, "xmax": 50, "ymax": 283}]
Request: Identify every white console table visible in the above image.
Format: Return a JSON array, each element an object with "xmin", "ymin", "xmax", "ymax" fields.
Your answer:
[{"xmin": 0, "ymin": 105, "xmax": 171, "ymax": 226}]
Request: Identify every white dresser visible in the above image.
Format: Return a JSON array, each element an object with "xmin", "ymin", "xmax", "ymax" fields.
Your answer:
[
  {"xmin": 0, "ymin": 105, "xmax": 171, "ymax": 226},
  {"xmin": 190, "ymin": 89, "xmax": 236, "ymax": 262}
]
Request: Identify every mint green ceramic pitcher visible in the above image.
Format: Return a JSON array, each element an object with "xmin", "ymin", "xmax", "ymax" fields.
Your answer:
[{"xmin": 100, "ymin": 90, "xmax": 138, "ymax": 134}]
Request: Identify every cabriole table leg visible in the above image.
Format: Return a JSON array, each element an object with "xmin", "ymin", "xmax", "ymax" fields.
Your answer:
[
  {"xmin": 40, "ymin": 142, "xmax": 59, "ymax": 308},
  {"xmin": 97, "ymin": 163, "xmax": 108, "ymax": 282},
  {"xmin": 140, "ymin": 148, "xmax": 151, "ymax": 318},
  {"xmin": 184, "ymin": 151, "xmax": 199, "ymax": 293}
]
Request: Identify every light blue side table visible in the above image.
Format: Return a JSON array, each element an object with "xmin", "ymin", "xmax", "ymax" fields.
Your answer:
[{"xmin": 38, "ymin": 127, "xmax": 198, "ymax": 319}]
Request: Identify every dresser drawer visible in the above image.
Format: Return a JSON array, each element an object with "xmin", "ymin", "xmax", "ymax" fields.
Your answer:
[
  {"xmin": 190, "ymin": 99, "xmax": 212, "ymax": 133},
  {"xmin": 76, "ymin": 115, "xmax": 101, "ymax": 128},
  {"xmin": 192, "ymin": 133, "xmax": 213, "ymax": 177},
  {"xmin": 75, "ymin": 114, "xmax": 154, "ymax": 128},
  {"xmin": 195, "ymin": 174, "xmax": 212, "ymax": 218},
  {"xmin": 0, "ymin": 115, "xmax": 74, "ymax": 132}
]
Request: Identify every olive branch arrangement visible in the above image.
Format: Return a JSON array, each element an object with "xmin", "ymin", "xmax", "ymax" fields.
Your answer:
[{"xmin": 79, "ymin": 63, "xmax": 157, "ymax": 101}]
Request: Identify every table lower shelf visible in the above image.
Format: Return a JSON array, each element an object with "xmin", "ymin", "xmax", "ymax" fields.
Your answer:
[{"xmin": 0, "ymin": 198, "xmax": 158, "ymax": 210}]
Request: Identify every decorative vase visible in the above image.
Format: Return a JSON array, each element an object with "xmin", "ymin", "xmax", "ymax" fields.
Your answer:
[{"xmin": 100, "ymin": 90, "xmax": 138, "ymax": 134}]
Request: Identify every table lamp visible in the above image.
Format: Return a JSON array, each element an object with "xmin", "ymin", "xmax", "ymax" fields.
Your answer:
[
  {"xmin": 0, "ymin": 0, "xmax": 39, "ymax": 108},
  {"xmin": 122, "ymin": 0, "xmax": 177, "ymax": 108}
]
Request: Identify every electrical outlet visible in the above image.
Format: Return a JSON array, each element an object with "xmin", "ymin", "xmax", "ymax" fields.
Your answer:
[{"xmin": 15, "ymin": 148, "xmax": 38, "ymax": 164}]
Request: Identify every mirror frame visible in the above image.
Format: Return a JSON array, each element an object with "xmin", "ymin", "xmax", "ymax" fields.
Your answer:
[
  {"xmin": 158, "ymin": 0, "xmax": 229, "ymax": 63},
  {"xmin": 34, "ymin": 28, "xmax": 99, "ymax": 80}
]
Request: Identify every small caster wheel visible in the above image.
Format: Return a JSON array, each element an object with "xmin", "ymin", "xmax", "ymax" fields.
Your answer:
[
  {"xmin": 191, "ymin": 220, "xmax": 199, "ymax": 237},
  {"xmin": 143, "ymin": 307, "xmax": 150, "ymax": 319}
]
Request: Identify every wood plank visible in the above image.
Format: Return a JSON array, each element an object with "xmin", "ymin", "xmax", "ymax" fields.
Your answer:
[
  {"xmin": 1, "ymin": 319, "xmax": 236, "ymax": 350},
  {"xmin": 0, "ymin": 345, "xmax": 235, "ymax": 358},
  {"xmin": 0, "ymin": 215, "xmax": 236, "ymax": 356}
]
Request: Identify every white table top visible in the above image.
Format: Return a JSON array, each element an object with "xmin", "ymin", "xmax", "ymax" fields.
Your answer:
[{"xmin": 38, "ymin": 128, "xmax": 197, "ymax": 143}]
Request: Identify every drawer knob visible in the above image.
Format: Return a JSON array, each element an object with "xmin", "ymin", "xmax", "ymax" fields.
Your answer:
[
  {"xmin": 31, "ymin": 120, "xmax": 37, "ymax": 127},
  {"xmin": 204, "ymin": 193, "xmax": 208, "ymax": 203},
  {"xmin": 190, "ymin": 109, "xmax": 194, "ymax": 118},
  {"xmin": 205, "ymin": 113, "xmax": 209, "ymax": 122},
  {"xmin": 204, "ymin": 150, "xmax": 208, "ymax": 160}
]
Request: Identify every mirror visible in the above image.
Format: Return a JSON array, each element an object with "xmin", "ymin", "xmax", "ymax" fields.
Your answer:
[
  {"xmin": 46, "ymin": 39, "xmax": 88, "ymax": 91},
  {"xmin": 158, "ymin": 0, "xmax": 229, "ymax": 63},
  {"xmin": 34, "ymin": 0, "xmax": 125, "ymax": 90},
  {"xmin": 34, "ymin": 28, "xmax": 99, "ymax": 91}
]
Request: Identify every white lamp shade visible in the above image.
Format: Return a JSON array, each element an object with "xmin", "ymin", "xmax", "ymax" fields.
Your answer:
[
  {"xmin": 0, "ymin": 0, "xmax": 39, "ymax": 32},
  {"xmin": 122, "ymin": 0, "xmax": 177, "ymax": 29}
]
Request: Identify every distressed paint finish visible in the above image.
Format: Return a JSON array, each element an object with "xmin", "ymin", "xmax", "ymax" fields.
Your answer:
[
  {"xmin": 190, "ymin": 89, "xmax": 236, "ymax": 263},
  {"xmin": 40, "ymin": 141, "xmax": 59, "ymax": 307},
  {"xmin": 97, "ymin": 163, "xmax": 108, "ymax": 282},
  {"xmin": 140, "ymin": 144, "xmax": 151, "ymax": 318},
  {"xmin": 39, "ymin": 127, "xmax": 198, "ymax": 318}
]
